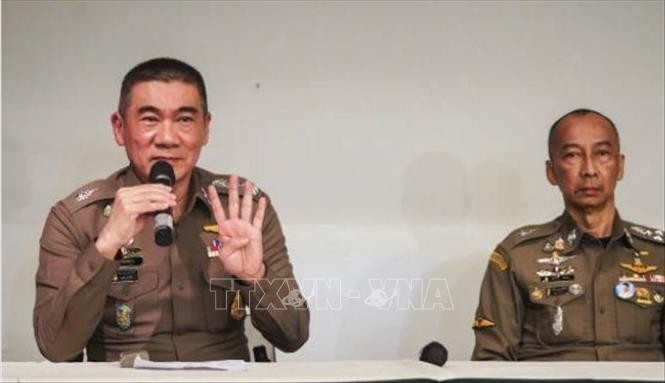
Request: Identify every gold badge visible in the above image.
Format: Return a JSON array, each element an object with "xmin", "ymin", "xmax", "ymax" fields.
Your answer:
[
  {"xmin": 120, "ymin": 245, "xmax": 142, "ymax": 258},
  {"xmin": 202, "ymin": 224, "xmax": 220, "ymax": 234},
  {"xmin": 620, "ymin": 258, "xmax": 658, "ymax": 275},
  {"xmin": 489, "ymin": 252, "xmax": 508, "ymax": 272},
  {"xmin": 115, "ymin": 304, "xmax": 132, "ymax": 331},
  {"xmin": 530, "ymin": 287, "xmax": 544, "ymax": 301},
  {"xmin": 553, "ymin": 237, "xmax": 565, "ymax": 251},
  {"xmin": 636, "ymin": 287, "xmax": 653, "ymax": 305},
  {"xmin": 472, "ymin": 317, "xmax": 495, "ymax": 329},
  {"xmin": 230, "ymin": 290, "xmax": 246, "ymax": 320},
  {"xmin": 653, "ymin": 292, "xmax": 664, "ymax": 304}
]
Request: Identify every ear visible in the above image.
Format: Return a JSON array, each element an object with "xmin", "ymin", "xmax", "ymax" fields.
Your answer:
[
  {"xmin": 111, "ymin": 112, "xmax": 125, "ymax": 146},
  {"xmin": 617, "ymin": 153, "xmax": 625, "ymax": 181},
  {"xmin": 202, "ymin": 112, "xmax": 212, "ymax": 145},
  {"xmin": 545, "ymin": 159, "xmax": 558, "ymax": 186}
]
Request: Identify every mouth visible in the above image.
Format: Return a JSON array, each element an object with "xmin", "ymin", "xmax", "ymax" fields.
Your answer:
[
  {"xmin": 152, "ymin": 156, "xmax": 181, "ymax": 165},
  {"xmin": 577, "ymin": 187, "xmax": 601, "ymax": 196}
]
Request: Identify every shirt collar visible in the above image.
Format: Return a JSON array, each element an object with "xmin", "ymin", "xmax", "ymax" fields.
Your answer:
[
  {"xmin": 191, "ymin": 167, "xmax": 214, "ymax": 212},
  {"xmin": 117, "ymin": 165, "xmax": 213, "ymax": 216},
  {"xmin": 556, "ymin": 209, "xmax": 628, "ymax": 253}
]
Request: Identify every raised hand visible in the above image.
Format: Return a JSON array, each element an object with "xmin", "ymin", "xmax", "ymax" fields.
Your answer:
[{"xmin": 207, "ymin": 176, "xmax": 267, "ymax": 283}]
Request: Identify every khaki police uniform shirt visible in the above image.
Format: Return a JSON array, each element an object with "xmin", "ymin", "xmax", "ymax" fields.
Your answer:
[
  {"xmin": 34, "ymin": 166, "xmax": 309, "ymax": 362},
  {"xmin": 472, "ymin": 211, "xmax": 664, "ymax": 361}
]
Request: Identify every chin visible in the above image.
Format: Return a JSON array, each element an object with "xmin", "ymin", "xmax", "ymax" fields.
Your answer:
[{"xmin": 572, "ymin": 199, "xmax": 609, "ymax": 211}]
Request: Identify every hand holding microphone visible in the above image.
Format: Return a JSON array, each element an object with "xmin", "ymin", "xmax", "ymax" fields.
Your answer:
[{"xmin": 95, "ymin": 162, "xmax": 177, "ymax": 259}]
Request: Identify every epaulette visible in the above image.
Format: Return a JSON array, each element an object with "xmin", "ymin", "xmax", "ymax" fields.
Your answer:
[
  {"xmin": 499, "ymin": 220, "xmax": 561, "ymax": 250},
  {"xmin": 210, "ymin": 175, "xmax": 264, "ymax": 201},
  {"xmin": 626, "ymin": 222, "xmax": 664, "ymax": 245},
  {"xmin": 61, "ymin": 179, "xmax": 117, "ymax": 214}
]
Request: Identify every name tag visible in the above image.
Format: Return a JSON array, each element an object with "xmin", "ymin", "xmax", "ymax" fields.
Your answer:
[
  {"xmin": 120, "ymin": 256, "xmax": 143, "ymax": 267},
  {"xmin": 113, "ymin": 268, "xmax": 138, "ymax": 283}
]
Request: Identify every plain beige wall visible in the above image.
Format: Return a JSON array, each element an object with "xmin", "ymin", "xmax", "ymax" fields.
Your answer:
[{"xmin": 2, "ymin": 1, "xmax": 664, "ymax": 361}]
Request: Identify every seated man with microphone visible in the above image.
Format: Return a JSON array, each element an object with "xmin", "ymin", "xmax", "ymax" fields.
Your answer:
[{"xmin": 33, "ymin": 58, "xmax": 309, "ymax": 362}]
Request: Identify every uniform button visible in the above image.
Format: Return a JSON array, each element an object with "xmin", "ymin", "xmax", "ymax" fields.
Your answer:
[
  {"xmin": 600, "ymin": 306, "xmax": 605, "ymax": 314},
  {"xmin": 177, "ymin": 282, "xmax": 184, "ymax": 290},
  {"xmin": 88, "ymin": 261, "xmax": 96, "ymax": 272}
]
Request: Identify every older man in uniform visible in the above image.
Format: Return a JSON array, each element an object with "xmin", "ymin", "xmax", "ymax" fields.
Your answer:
[
  {"xmin": 472, "ymin": 109, "xmax": 664, "ymax": 361},
  {"xmin": 33, "ymin": 58, "xmax": 309, "ymax": 362}
]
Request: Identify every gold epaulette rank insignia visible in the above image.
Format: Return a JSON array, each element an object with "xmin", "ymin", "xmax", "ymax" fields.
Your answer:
[{"xmin": 489, "ymin": 252, "xmax": 508, "ymax": 271}]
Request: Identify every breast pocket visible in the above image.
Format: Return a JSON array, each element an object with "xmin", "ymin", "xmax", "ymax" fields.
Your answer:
[
  {"xmin": 201, "ymin": 259, "xmax": 234, "ymax": 333},
  {"xmin": 528, "ymin": 284, "xmax": 588, "ymax": 345},
  {"xmin": 102, "ymin": 270, "xmax": 159, "ymax": 336},
  {"xmin": 615, "ymin": 285, "xmax": 664, "ymax": 344}
]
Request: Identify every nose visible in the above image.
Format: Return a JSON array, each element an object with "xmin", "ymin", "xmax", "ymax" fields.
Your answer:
[
  {"xmin": 155, "ymin": 120, "xmax": 178, "ymax": 147},
  {"xmin": 581, "ymin": 155, "xmax": 598, "ymax": 178}
]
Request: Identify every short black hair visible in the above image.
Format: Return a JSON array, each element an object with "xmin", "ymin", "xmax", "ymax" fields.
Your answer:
[
  {"xmin": 548, "ymin": 108, "xmax": 620, "ymax": 159},
  {"xmin": 118, "ymin": 57, "xmax": 208, "ymax": 116}
]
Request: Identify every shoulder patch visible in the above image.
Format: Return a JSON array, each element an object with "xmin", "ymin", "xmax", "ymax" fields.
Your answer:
[
  {"xmin": 211, "ymin": 175, "xmax": 264, "ymax": 201},
  {"xmin": 489, "ymin": 251, "xmax": 509, "ymax": 272},
  {"xmin": 472, "ymin": 317, "xmax": 495, "ymax": 329},
  {"xmin": 62, "ymin": 179, "xmax": 116, "ymax": 214},
  {"xmin": 627, "ymin": 223, "xmax": 664, "ymax": 245},
  {"xmin": 500, "ymin": 220, "xmax": 561, "ymax": 250}
]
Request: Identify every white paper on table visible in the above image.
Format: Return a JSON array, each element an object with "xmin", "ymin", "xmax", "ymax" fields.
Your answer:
[{"xmin": 133, "ymin": 356, "xmax": 247, "ymax": 371}]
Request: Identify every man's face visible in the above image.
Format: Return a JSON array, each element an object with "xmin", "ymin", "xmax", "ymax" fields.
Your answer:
[
  {"xmin": 111, "ymin": 81, "xmax": 210, "ymax": 185},
  {"xmin": 546, "ymin": 113, "xmax": 625, "ymax": 211}
]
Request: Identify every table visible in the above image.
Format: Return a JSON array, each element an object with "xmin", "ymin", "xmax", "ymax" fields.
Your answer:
[{"xmin": 2, "ymin": 360, "xmax": 664, "ymax": 382}]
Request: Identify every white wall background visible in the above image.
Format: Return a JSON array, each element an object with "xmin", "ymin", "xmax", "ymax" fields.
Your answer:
[{"xmin": 2, "ymin": 1, "xmax": 663, "ymax": 362}]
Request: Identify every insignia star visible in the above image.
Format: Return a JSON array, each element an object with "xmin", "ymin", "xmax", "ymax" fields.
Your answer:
[
  {"xmin": 76, "ymin": 188, "xmax": 97, "ymax": 202},
  {"xmin": 519, "ymin": 228, "xmax": 536, "ymax": 237}
]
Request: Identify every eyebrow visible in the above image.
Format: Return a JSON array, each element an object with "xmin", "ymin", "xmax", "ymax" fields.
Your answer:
[
  {"xmin": 560, "ymin": 143, "xmax": 582, "ymax": 151},
  {"xmin": 136, "ymin": 105, "xmax": 200, "ymax": 115},
  {"xmin": 137, "ymin": 105, "xmax": 160, "ymax": 115},
  {"xmin": 593, "ymin": 141, "xmax": 613, "ymax": 148},
  {"xmin": 560, "ymin": 141, "xmax": 614, "ymax": 151},
  {"xmin": 177, "ymin": 106, "xmax": 199, "ymax": 114}
]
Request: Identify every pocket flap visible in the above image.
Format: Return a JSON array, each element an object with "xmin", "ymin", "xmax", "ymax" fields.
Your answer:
[{"xmin": 528, "ymin": 282, "xmax": 585, "ymax": 307}]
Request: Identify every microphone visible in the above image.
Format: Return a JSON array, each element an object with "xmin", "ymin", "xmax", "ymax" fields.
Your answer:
[
  {"xmin": 252, "ymin": 345, "xmax": 271, "ymax": 362},
  {"xmin": 419, "ymin": 341, "xmax": 448, "ymax": 367},
  {"xmin": 149, "ymin": 161, "xmax": 175, "ymax": 246}
]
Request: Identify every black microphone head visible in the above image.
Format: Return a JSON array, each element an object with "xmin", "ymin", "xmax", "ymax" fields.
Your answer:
[
  {"xmin": 419, "ymin": 341, "xmax": 448, "ymax": 367},
  {"xmin": 154, "ymin": 226, "xmax": 173, "ymax": 247},
  {"xmin": 149, "ymin": 160, "xmax": 175, "ymax": 186},
  {"xmin": 253, "ymin": 345, "xmax": 271, "ymax": 362}
]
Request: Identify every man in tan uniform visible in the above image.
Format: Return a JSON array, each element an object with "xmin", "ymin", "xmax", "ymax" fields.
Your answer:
[
  {"xmin": 34, "ymin": 58, "xmax": 309, "ymax": 362},
  {"xmin": 472, "ymin": 109, "xmax": 664, "ymax": 361}
]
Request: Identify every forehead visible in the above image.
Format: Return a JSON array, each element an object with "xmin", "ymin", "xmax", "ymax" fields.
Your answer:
[
  {"xmin": 554, "ymin": 114, "xmax": 618, "ymax": 148},
  {"xmin": 127, "ymin": 81, "xmax": 203, "ymax": 111}
]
